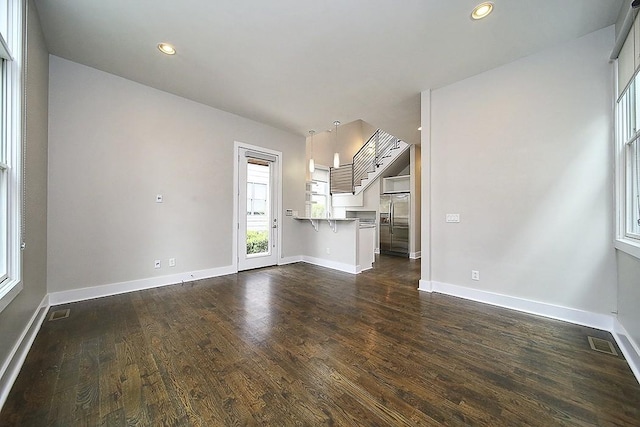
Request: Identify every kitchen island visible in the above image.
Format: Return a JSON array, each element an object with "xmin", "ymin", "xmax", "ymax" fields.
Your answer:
[{"xmin": 294, "ymin": 217, "xmax": 375, "ymax": 273}]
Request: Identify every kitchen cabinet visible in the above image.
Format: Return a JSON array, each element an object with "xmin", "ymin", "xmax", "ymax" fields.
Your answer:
[{"xmin": 382, "ymin": 175, "xmax": 410, "ymax": 193}]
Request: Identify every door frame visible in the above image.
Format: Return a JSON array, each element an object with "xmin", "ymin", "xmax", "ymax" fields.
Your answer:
[{"xmin": 233, "ymin": 141, "xmax": 283, "ymax": 272}]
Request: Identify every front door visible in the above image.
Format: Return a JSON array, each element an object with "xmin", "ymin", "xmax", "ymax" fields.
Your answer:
[{"xmin": 238, "ymin": 148, "xmax": 279, "ymax": 270}]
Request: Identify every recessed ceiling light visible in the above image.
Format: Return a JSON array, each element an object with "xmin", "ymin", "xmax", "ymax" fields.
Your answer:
[
  {"xmin": 157, "ymin": 43, "xmax": 176, "ymax": 55},
  {"xmin": 471, "ymin": 2, "xmax": 493, "ymax": 20}
]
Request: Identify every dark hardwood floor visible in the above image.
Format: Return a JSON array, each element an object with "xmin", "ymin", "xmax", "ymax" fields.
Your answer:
[{"xmin": 1, "ymin": 255, "xmax": 639, "ymax": 426}]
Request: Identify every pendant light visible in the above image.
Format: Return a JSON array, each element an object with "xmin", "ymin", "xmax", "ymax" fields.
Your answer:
[
  {"xmin": 308, "ymin": 130, "xmax": 315, "ymax": 173},
  {"xmin": 333, "ymin": 120, "xmax": 341, "ymax": 168}
]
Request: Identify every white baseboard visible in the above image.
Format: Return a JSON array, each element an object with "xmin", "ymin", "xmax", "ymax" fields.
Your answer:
[
  {"xmin": 410, "ymin": 251, "xmax": 422, "ymax": 259},
  {"xmin": 430, "ymin": 281, "xmax": 614, "ymax": 331},
  {"xmin": 49, "ymin": 265, "xmax": 236, "ymax": 306},
  {"xmin": 421, "ymin": 280, "xmax": 640, "ymax": 384},
  {"xmin": 418, "ymin": 279, "xmax": 432, "ymax": 292},
  {"xmin": 302, "ymin": 256, "xmax": 358, "ymax": 274},
  {"xmin": 279, "ymin": 255, "xmax": 303, "ymax": 265},
  {"xmin": 3, "ymin": 267, "xmax": 638, "ymax": 418},
  {"xmin": 0, "ymin": 294, "xmax": 50, "ymax": 411},
  {"xmin": 613, "ymin": 319, "xmax": 640, "ymax": 384}
]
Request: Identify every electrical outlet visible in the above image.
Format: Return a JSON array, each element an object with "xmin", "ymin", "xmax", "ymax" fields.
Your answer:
[
  {"xmin": 154, "ymin": 260, "xmax": 161, "ymax": 269},
  {"xmin": 471, "ymin": 270, "xmax": 480, "ymax": 281},
  {"xmin": 326, "ymin": 247, "xmax": 331, "ymax": 255},
  {"xmin": 169, "ymin": 258, "xmax": 176, "ymax": 267},
  {"xmin": 446, "ymin": 214, "xmax": 460, "ymax": 223}
]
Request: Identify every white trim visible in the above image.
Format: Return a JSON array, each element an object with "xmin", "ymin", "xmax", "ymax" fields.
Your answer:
[
  {"xmin": 613, "ymin": 319, "xmax": 640, "ymax": 384},
  {"xmin": 614, "ymin": 61, "xmax": 640, "ymax": 262},
  {"xmin": 430, "ymin": 281, "xmax": 614, "ymax": 330},
  {"xmin": 278, "ymin": 255, "xmax": 303, "ymax": 265},
  {"xmin": 420, "ymin": 89, "xmax": 432, "ymax": 286},
  {"xmin": 301, "ymin": 255, "xmax": 359, "ymax": 274},
  {"xmin": 0, "ymin": 294, "xmax": 49, "ymax": 411},
  {"xmin": 424, "ymin": 280, "xmax": 639, "ymax": 384},
  {"xmin": 359, "ymin": 265, "xmax": 373, "ymax": 273},
  {"xmin": 418, "ymin": 279, "xmax": 432, "ymax": 292},
  {"xmin": 0, "ymin": 280, "xmax": 22, "ymax": 312},
  {"xmin": 1, "ymin": 270, "xmax": 638, "ymax": 415},
  {"xmin": 233, "ymin": 141, "xmax": 283, "ymax": 273},
  {"xmin": 409, "ymin": 251, "xmax": 421, "ymax": 259},
  {"xmin": 49, "ymin": 265, "xmax": 235, "ymax": 306},
  {"xmin": 0, "ymin": 0, "xmax": 25, "ymax": 315},
  {"xmin": 615, "ymin": 238, "xmax": 640, "ymax": 260}
]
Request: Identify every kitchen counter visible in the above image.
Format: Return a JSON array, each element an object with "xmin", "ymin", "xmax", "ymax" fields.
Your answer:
[
  {"xmin": 294, "ymin": 216, "xmax": 356, "ymax": 232},
  {"xmin": 293, "ymin": 217, "xmax": 375, "ymax": 273},
  {"xmin": 294, "ymin": 217, "xmax": 356, "ymax": 220}
]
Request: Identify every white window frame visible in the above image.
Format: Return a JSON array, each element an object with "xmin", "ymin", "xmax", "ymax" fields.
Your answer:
[
  {"xmin": 615, "ymin": 64, "xmax": 640, "ymax": 260},
  {"xmin": 0, "ymin": 0, "xmax": 24, "ymax": 313},
  {"xmin": 309, "ymin": 166, "xmax": 330, "ymax": 219}
]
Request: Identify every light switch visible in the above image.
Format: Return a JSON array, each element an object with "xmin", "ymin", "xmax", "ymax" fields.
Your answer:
[
  {"xmin": 445, "ymin": 213, "xmax": 460, "ymax": 223},
  {"xmin": 156, "ymin": 194, "xmax": 163, "ymax": 203}
]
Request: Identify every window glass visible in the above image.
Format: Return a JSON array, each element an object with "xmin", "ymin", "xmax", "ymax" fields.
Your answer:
[
  {"xmin": 0, "ymin": 0, "xmax": 22, "ymax": 307},
  {"xmin": 310, "ymin": 168, "xmax": 330, "ymax": 218},
  {"xmin": 628, "ymin": 139, "xmax": 640, "ymax": 237},
  {"xmin": 617, "ymin": 73, "xmax": 640, "ymax": 241}
]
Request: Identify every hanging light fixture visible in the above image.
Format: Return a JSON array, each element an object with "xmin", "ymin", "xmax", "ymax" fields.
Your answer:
[
  {"xmin": 333, "ymin": 120, "xmax": 341, "ymax": 168},
  {"xmin": 308, "ymin": 130, "xmax": 315, "ymax": 173}
]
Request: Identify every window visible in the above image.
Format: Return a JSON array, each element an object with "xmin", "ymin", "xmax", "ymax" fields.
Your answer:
[
  {"xmin": 309, "ymin": 167, "xmax": 330, "ymax": 218},
  {"xmin": 246, "ymin": 161, "xmax": 269, "ymax": 216},
  {"xmin": 617, "ymin": 77, "xmax": 640, "ymax": 241},
  {"xmin": 247, "ymin": 182, "xmax": 268, "ymax": 215},
  {"xmin": 0, "ymin": 0, "xmax": 23, "ymax": 312},
  {"xmin": 628, "ymin": 137, "xmax": 640, "ymax": 238},
  {"xmin": 616, "ymin": 71, "xmax": 640, "ymax": 259}
]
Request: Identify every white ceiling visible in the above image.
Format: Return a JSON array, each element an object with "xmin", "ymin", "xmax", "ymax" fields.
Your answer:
[{"xmin": 34, "ymin": 0, "xmax": 624, "ymax": 144}]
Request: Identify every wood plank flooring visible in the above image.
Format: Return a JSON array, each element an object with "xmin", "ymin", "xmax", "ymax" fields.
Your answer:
[{"xmin": 1, "ymin": 255, "xmax": 639, "ymax": 426}]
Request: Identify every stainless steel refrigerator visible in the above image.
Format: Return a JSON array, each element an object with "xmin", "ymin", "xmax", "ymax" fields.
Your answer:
[{"xmin": 379, "ymin": 193, "xmax": 410, "ymax": 257}]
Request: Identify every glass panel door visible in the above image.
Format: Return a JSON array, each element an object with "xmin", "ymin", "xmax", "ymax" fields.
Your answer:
[
  {"xmin": 246, "ymin": 161, "xmax": 270, "ymax": 256},
  {"xmin": 238, "ymin": 148, "xmax": 279, "ymax": 270}
]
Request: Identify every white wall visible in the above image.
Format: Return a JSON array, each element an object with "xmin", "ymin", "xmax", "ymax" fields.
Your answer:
[
  {"xmin": 617, "ymin": 251, "xmax": 640, "ymax": 348},
  {"xmin": 422, "ymin": 26, "xmax": 617, "ymax": 314},
  {"xmin": 0, "ymin": 0, "xmax": 48, "ymax": 391},
  {"xmin": 48, "ymin": 57, "xmax": 306, "ymax": 293},
  {"xmin": 299, "ymin": 220, "xmax": 358, "ymax": 267},
  {"xmin": 306, "ymin": 119, "xmax": 377, "ymax": 175},
  {"xmin": 410, "ymin": 144, "xmax": 421, "ymax": 256}
]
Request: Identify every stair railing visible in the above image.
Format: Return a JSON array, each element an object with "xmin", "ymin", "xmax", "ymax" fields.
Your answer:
[
  {"xmin": 329, "ymin": 164, "xmax": 354, "ymax": 195},
  {"xmin": 330, "ymin": 128, "xmax": 402, "ymax": 194}
]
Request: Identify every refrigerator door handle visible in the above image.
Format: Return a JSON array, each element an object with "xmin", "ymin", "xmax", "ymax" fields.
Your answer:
[{"xmin": 390, "ymin": 202, "xmax": 394, "ymax": 234}]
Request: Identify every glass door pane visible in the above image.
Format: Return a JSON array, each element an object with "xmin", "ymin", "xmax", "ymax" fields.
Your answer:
[
  {"xmin": 246, "ymin": 161, "xmax": 270, "ymax": 256},
  {"xmin": 237, "ymin": 147, "xmax": 279, "ymax": 271}
]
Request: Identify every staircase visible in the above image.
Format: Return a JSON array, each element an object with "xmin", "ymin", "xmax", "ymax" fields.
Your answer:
[{"xmin": 330, "ymin": 129, "xmax": 409, "ymax": 195}]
